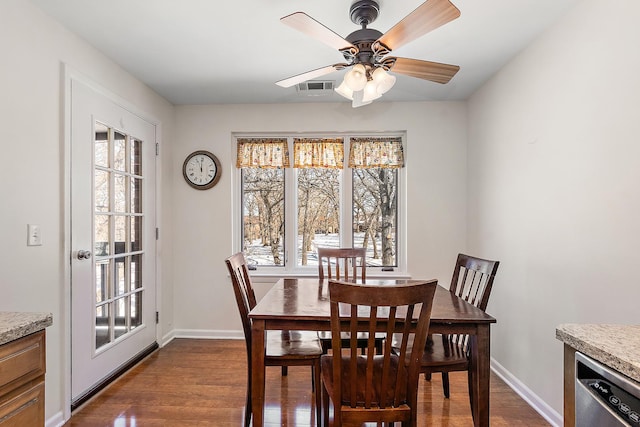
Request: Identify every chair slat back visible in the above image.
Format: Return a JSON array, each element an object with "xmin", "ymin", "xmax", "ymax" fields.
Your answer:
[
  {"xmin": 225, "ymin": 252, "xmax": 257, "ymax": 354},
  {"xmin": 328, "ymin": 280, "xmax": 437, "ymax": 425},
  {"xmin": 448, "ymin": 253, "xmax": 500, "ymax": 348},
  {"xmin": 318, "ymin": 247, "xmax": 366, "ymax": 282}
]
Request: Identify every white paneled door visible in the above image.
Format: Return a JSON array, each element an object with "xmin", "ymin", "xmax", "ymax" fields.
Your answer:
[{"xmin": 70, "ymin": 79, "xmax": 157, "ymax": 403}]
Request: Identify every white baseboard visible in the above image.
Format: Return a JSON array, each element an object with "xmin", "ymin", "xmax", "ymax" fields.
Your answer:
[
  {"xmin": 46, "ymin": 411, "xmax": 65, "ymax": 427},
  {"xmin": 491, "ymin": 357, "xmax": 562, "ymax": 426},
  {"xmin": 170, "ymin": 328, "xmax": 244, "ymax": 341}
]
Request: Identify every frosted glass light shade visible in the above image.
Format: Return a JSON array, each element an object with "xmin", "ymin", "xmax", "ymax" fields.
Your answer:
[
  {"xmin": 372, "ymin": 67, "xmax": 396, "ymax": 94},
  {"xmin": 335, "ymin": 81, "xmax": 354, "ymax": 100},
  {"xmin": 344, "ymin": 64, "xmax": 367, "ymax": 91},
  {"xmin": 362, "ymin": 80, "xmax": 382, "ymax": 103},
  {"xmin": 352, "ymin": 89, "xmax": 372, "ymax": 108}
]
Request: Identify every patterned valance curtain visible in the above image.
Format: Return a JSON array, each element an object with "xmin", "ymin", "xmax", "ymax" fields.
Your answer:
[
  {"xmin": 349, "ymin": 137, "xmax": 404, "ymax": 169},
  {"xmin": 236, "ymin": 138, "xmax": 290, "ymax": 168},
  {"xmin": 293, "ymin": 138, "xmax": 344, "ymax": 169}
]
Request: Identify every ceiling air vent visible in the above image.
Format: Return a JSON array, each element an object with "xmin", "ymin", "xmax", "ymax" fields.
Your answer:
[{"xmin": 296, "ymin": 80, "xmax": 335, "ymax": 97}]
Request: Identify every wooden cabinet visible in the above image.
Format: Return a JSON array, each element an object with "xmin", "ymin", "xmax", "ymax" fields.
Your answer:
[{"xmin": 0, "ymin": 331, "xmax": 46, "ymax": 426}]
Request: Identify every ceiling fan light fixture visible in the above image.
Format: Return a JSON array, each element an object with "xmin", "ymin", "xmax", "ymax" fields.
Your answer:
[
  {"xmin": 335, "ymin": 81, "xmax": 354, "ymax": 100},
  {"xmin": 344, "ymin": 64, "xmax": 367, "ymax": 91},
  {"xmin": 362, "ymin": 80, "xmax": 382, "ymax": 103},
  {"xmin": 351, "ymin": 89, "xmax": 372, "ymax": 108},
  {"xmin": 372, "ymin": 67, "xmax": 396, "ymax": 94}
]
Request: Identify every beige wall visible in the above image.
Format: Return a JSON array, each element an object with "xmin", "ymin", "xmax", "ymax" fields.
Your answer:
[
  {"xmin": 171, "ymin": 102, "xmax": 468, "ymax": 333},
  {"xmin": 0, "ymin": 1, "xmax": 175, "ymax": 422},
  {"xmin": 467, "ymin": 0, "xmax": 640, "ymax": 419}
]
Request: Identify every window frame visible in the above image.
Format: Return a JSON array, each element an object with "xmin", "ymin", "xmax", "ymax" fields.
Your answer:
[{"xmin": 232, "ymin": 132, "xmax": 408, "ymax": 278}]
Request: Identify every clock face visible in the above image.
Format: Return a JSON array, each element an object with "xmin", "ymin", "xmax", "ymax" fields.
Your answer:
[{"xmin": 183, "ymin": 151, "xmax": 221, "ymax": 189}]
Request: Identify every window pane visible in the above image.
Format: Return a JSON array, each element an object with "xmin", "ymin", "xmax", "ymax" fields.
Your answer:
[
  {"xmin": 114, "ymin": 296, "xmax": 128, "ymax": 340},
  {"xmin": 94, "ymin": 170, "xmax": 110, "ymax": 212},
  {"xmin": 95, "ymin": 122, "xmax": 109, "ymax": 168},
  {"xmin": 297, "ymin": 168, "xmax": 340, "ymax": 266},
  {"xmin": 241, "ymin": 168, "xmax": 285, "ymax": 266},
  {"xmin": 96, "ymin": 303, "xmax": 110, "ymax": 349},
  {"xmin": 95, "ymin": 215, "xmax": 110, "ymax": 256},
  {"xmin": 114, "ymin": 257, "xmax": 127, "ymax": 296},
  {"xmin": 114, "ymin": 215, "xmax": 127, "ymax": 254},
  {"xmin": 131, "ymin": 254, "xmax": 142, "ymax": 289},
  {"xmin": 131, "ymin": 138, "xmax": 142, "ymax": 176},
  {"xmin": 131, "ymin": 291, "xmax": 142, "ymax": 329},
  {"xmin": 114, "ymin": 174, "xmax": 126, "ymax": 212},
  {"xmin": 95, "ymin": 259, "xmax": 109, "ymax": 303},
  {"xmin": 131, "ymin": 177, "xmax": 142, "ymax": 214},
  {"xmin": 114, "ymin": 131, "xmax": 126, "ymax": 171},
  {"xmin": 352, "ymin": 168, "xmax": 398, "ymax": 267}
]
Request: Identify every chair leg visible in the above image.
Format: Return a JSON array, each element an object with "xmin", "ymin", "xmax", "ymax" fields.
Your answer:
[
  {"xmin": 244, "ymin": 372, "xmax": 252, "ymax": 427},
  {"xmin": 322, "ymin": 382, "xmax": 330, "ymax": 427},
  {"xmin": 313, "ymin": 363, "xmax": 321, "ymax": 426},
  {"xmin": 282, "ymin": 366, "xmax": 288, "ymax": 376},
  {"xmin": 442, "ymin": 372, "xmax": 450, "ymax": 398}
]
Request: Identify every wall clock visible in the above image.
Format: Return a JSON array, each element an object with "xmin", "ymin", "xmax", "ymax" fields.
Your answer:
[{"xmin": 182, "ymin": 150, "xmax": 221, "ymax": 190}]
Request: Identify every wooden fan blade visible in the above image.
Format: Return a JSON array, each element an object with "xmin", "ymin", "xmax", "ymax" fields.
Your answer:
[
  {"xmin": 281, "ymin": 12, "xmax": 357, "ymax": 52},
  {"xmin": 276, "ymin": 64, "xmax": 346, "ymax": 88},
  {"xmin": 388, "ymin": 57, "xmax": 459, "ymax": 84},
  {"xmin": 377, "ymin": 0, "xmax": 461, "ymax": 51}
]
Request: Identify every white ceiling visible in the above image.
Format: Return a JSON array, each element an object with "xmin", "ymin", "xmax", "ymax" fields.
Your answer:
[{"xmin": 30, "ymin": 0, "xmax": 580, "ymax": 105}]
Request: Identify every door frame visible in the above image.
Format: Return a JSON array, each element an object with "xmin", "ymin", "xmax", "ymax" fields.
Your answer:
[{"xmin": 62, "ymin": 64, "xmax": 163, "ymax": 421}]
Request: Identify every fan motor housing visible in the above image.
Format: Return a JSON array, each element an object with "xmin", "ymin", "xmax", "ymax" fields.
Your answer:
[
  {"xmin": 345, "ymin": 28, "xmax": 383, "ymax": 64},
  {"xmin": 350, "ymin": 0, "xmax": 380, "ymax": 26}
]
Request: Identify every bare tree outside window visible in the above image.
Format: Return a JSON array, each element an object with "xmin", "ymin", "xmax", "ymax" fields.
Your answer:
[
  {"xmin": 353, "ymin": 168, "xmax": 397, "ymax": 267},
  {"xmin": 241, "ymin": 168, "xmax": 285, "ymax": 266},
  {"xmin": 297, "ymin": 168, "xmax": 340, "ymax": 266}
]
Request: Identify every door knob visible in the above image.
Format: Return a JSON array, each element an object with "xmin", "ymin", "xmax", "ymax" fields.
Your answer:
[{"xmin": 77, "ymin": 250, "xmax": 92, "ymax": 260}]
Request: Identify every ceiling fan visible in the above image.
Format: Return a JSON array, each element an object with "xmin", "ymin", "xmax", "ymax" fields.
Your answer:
[{"xmin": 276, "ymin": 0, "xmax": 461, "ymax": 107}]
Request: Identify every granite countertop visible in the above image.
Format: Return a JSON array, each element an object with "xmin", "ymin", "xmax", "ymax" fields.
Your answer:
[
  {"xmin": 556, "ymin": 323, "xmax": 640, "ymax": 384},
  {"xmin": 0, "ymin": 312, "xmax": 53, "ymax": 346}
]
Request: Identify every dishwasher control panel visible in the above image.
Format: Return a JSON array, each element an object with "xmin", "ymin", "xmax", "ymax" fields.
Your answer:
[{"xmin": 576, "ymin": 352, "xmax": 640, "ymax": 426}]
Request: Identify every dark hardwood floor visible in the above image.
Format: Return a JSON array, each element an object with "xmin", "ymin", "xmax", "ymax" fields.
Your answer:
[{"xmin": 65, "ymin": 338, "xmax": 550, "ymax": 426}]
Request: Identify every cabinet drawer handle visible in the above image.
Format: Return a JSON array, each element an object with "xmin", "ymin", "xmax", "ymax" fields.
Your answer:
[{"xmin": 0, "ymin": 397, "xmax": 39, "ymax": 423}]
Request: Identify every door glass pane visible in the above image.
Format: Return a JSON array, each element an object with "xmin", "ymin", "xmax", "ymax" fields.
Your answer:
[
  {"xmin": 113, "ymin": 131, "xmax": 126, "ymax": 171},
  {"xmin": 131, "ymin": 254, "xmax": 142, "ymax": 289},
  {"xmin": 297, "ymin": 168, "xmax": 340, "ymax": 266},
  {"xmin": 96, "ymin": 303, "xmax": 110, "ymax": 349},
  {"xmin": 95, "ymin": 170, "xmax": 109, "ymax": 212},
  {"xmin": 114, "ymin": 296, "xmax": 128, "ymax": 340},
  {"xmin": 95, "ymin": 260, "xmax": 109, "ymax": 303},
  {"xmin": 131, "ymin": 291, "xmax": 142, "ymax": 329},
  {"xmin": 114, "ymin": 174, "xmax": 126, "ymax": 212},
  {"xmin": 95, "ymin": 123, "xmax": 109, "ymax": 168},
  {"xmin": 131, "ymin": 138, "xmax": 142, "ymax": 176},
  {"xmin": 94, "ymin": 215, "xmax": 110, "ymax": 256},
  {"xmin": 114, "ymin": 257, "xmax": 127, "ymax": 296},
  {"xmin": 131, "ymin": 216, "xmax": 142, "ymax": 252},
  {"xmin": 241, "ymin": 168, "xmax": 285, "ymax": 266},
  {"xmin": 352, "ymin": 168, "xmax": 398, "ymax": 267},
  {"xmin": 131, "ymin": 178, "xmax": 142, "ymax": 214},
  {"xmin": 114, "ymin": 216, "xmax": 127, "ymax": 254}
]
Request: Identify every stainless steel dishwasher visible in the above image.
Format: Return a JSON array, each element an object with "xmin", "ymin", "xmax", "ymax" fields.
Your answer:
[{"xmin": 575, "ymin": 351, "xmax": 640, "ymax": 426}]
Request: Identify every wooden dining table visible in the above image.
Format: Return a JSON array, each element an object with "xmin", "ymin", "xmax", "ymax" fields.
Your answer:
[{"xmin": 248, "ymin": 278, "xmax": 496, "ymax": 427}]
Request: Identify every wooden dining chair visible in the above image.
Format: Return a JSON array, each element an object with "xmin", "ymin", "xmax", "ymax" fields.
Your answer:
[
  {"xmin": 421, "ymin": 253, "xmax": 500, "ymax": 399},
  {"xmin": 321, "ymin": 279, "xmax": 437, "ymax": 427},
  {"xmin": 317, "ymin": 247, "xmax": 383, "ymax": 354},
  {"xmin": 225, "ymin": 252, "xmax": 323, "ymax": 427}
]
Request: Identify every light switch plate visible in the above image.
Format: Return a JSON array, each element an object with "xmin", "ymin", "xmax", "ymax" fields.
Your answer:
[{"xmin": 27, "ymin": 224, "xmax": 42, "ymax": 246}]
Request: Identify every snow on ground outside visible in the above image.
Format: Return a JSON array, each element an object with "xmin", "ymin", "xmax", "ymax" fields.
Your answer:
[{"xmin": 244, "ymin": 233, "xmax": 389, "ymax": 267}]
